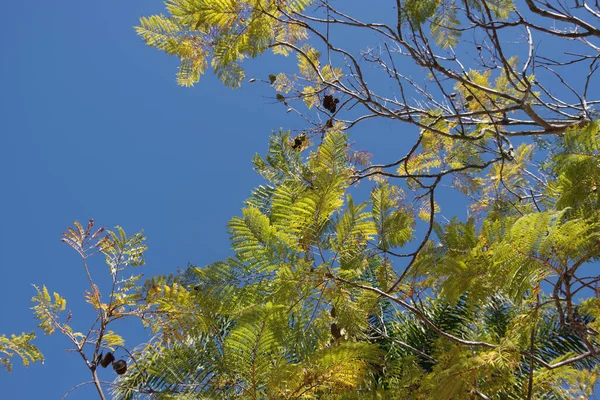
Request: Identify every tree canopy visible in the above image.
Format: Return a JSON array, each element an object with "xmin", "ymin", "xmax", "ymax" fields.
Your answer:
[{"xmin": 4, "ymin": 0, "xmax": 600, "ymax": 399}]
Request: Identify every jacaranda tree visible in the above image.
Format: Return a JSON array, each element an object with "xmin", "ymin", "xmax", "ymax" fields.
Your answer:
[{"xmin": 3, "ymin": 1, "xmax": 600, "ymax": 399}]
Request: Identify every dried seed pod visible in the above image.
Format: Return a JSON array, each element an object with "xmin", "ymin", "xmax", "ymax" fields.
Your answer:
[
  {"xmin": 113, "ymin": 359, "xmax": 127, "ymax": 375},
  {"xmin": 291, "ymin": 134, "xmax": 307, "ymax": 150},
  {"xmin": 100, "ymin": 352, "xmax": 115, "ymax": 368},
  {"xmin": 331, "ymin": 323, "xmax": 342, "ymax": 340},
  {"xmin": 323, "ymin": 95, "xmax": 340, "ymax": 113}
]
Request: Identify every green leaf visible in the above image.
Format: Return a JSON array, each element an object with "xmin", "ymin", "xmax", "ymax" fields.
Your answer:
[
  {"xmin": 0, "ymin": 332, "xmax": 43, "ymax": 372},
  {"xmin": 31, "ymin": 285, "xmax": 67, "ymax": 336}
]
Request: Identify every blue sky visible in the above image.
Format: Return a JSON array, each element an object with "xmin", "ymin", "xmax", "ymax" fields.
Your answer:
[{"xmin": 1, "ymin": 1, "xmax": 596, "ymax": 398}]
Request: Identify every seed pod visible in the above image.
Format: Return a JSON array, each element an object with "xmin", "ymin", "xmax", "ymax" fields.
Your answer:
[
  {"xmin": 323, "ymin": 95, "xmax": 339, "ymax": 113},
  {"xmin": 113, "ymin": 359, "xmax": 127, "ymax": 375},
  {"xmin": 331, "ymin": 323, "xmax": 342, "ymax": 340},
  {"xmin": 100, "ymin": 352, "xmax": 115, "ymax": 368},
  {"xmin": 291, "ymin": 134, "xmax": 307, "ymax": 150}
]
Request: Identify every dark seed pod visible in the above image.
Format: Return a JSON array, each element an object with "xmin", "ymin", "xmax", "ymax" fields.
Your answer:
[
  {"xmin": 331, "ymin": 323, "xmax": 342, "ymax": 339},
  {"xmin": 291, "ymin": 134, "xmax": 307, "ymax": 150},
  {"xmin": 465, "ymin": 94, "xmax": 474, "ymax": 102},
  {"xmin": 323, "ymin": 95, "xmax": 339, "ymax": 113},
  {"xmin": 113, "ymin": 359, "xmax": 127, "ymax": 375},
  {"xmin": 100, "ymin": 352, "xmax": 115, "ymax": 368}
]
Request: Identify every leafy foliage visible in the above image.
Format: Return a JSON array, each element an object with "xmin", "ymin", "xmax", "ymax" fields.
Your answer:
[
  {"xmin": 136, "ymin": 0, "xmax": 312, "ymax": 87},
  {"xmin": 0, "ymin": 332, "xmax": 43, "ymax": 372},
  {"xmin": 106, "ymin": 125, "xmax": 600, "ymax": 398}
]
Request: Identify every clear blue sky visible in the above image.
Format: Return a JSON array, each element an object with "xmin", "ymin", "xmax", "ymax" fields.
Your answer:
[{"xmin": 1, "ymin": 1, "xmax": 593, "ymax": 398}]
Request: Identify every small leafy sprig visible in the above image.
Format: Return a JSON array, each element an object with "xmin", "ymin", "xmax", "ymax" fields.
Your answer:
[
  {"xmin": 31, "ymin": 219, "xmax": 147, "ymax": 400},
  {"xmin": 0, "ymin": 332, "xmax": 43, "ymax": 373}
]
